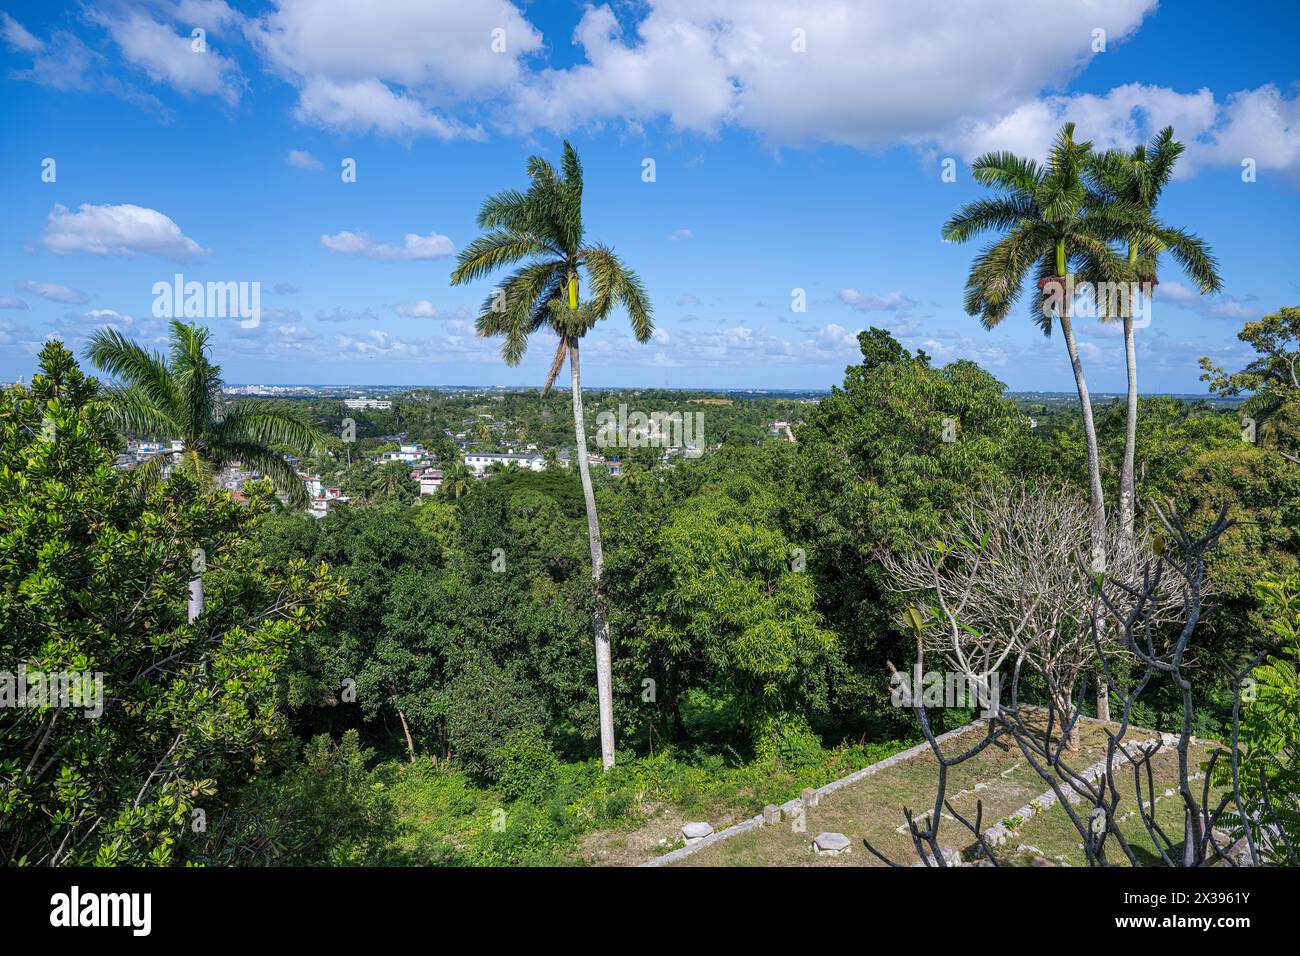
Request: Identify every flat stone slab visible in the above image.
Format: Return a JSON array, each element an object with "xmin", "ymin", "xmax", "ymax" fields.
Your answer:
[
  {"xmin": 911, "ymin": 846, "xmax": 962, "ymax": 867},
  {"xmin": 812, "ymin": 832, "xmax": 851, "ymax": 856},
  {"xmin": 682, "ymin": 822, "xmax": 714, "ymax": 845}
]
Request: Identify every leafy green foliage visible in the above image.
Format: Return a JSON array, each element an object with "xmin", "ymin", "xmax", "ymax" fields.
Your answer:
[
  {"xmin": 1218, "ymin": 576, "xmax": 1300, "ymax": 863},
  {"xmin": 189, "ymin": 731, "xmax": 403, "ymax": 866},
  {"xmin": 496, "ymin": 725, "xmax": 561, "ymax": 802},
  {"xmin": 790, "ymin": 328, "xmax": 1041, "ymax": 729},
  {"xmin": 1202, "ymin": 306, "xmax": 1300, "ymax": 417},
  {"xmin": 0, "ymin": 342, "xmax": 342, "ymax": 866}
]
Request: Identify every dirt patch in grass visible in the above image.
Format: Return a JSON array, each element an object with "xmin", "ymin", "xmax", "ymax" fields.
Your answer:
[
  {"xmin": 578, "ymin": 804, "xmax": 689, "ymax": 866},
  {"xmin": 579, "ymin": 799, "xmax": 771, "ymax": 866}
]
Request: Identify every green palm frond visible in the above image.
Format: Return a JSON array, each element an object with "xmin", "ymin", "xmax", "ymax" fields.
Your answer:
[
  {"xmin": 559, "ymin": 141, "xmax": 585, "ymax": 251},
  {"xmin": 214, "ymin": 441, "xmax": 308, "ymax": 507},
  {"xmin": 1047, "ymin": 122, "xmax": 1092, "ymax": 181},
  {"xmin": 85, "ymin": 328, "xmax": 178, "ymax": 415},
  {"xmin": 476, "ymin": 260, "xmax": 567, "ymax": 364},
  {"xmin": 212, "ymin": 398, "xmax": 326, "ymax": 456},
  {"xmin": 581, "ymin": 244, "xmax": 654, "ymax": 341},
  {"xmin": 1029, "ymin": 255, "xmax": 1062, "ymax": 335},
  {"xmin": 1145, "ymin": 127, "xmax": 1183, "ymax": 196},
  {"xmin": 99, "ymin": 383, "xmax": 178, "ymax": 438},
  {"xmin": 118, "ymin": 451, "xmax": 171, "ymax": 505},
  {"xmin": 451, "ymin": 230, "xmax": 559, "ymax": 285},
  {"xmin": 964, "ymin": 223, "xmax": 1042, "ymax": 329},
  {"xmin": 168, "ymin": 321, "xmax": 220, "ymax": 441},
  {"xmin": 970, "ymin": 152, "xmax": 1043, "ymax": 196},
  {"xmin": 476, "ymin": 188, "xmax": 531, "ymax": 230},
  {"xmin": 943, "ymin": 196, "xmax": 1036, "ymax": 243},
  {"xmin": 1154, "ymin": 225, "xmax": 1222, "ymax": 294},
  {"xmin": 526, "ymin": 155, "xmax": 562, "ymax": 191}
]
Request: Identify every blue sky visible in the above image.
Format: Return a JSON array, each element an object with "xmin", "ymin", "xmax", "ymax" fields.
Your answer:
[{"xmin": 1, "ymin": 0, "xmax": 1297, "ymax": 391}]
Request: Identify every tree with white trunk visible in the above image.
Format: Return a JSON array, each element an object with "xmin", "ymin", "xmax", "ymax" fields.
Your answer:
[
  {"xmin": 944, "ymin": 124, "xmax": 1146, "ymax": 721},
  {"xmin": 451, "ymin": 142, "xmax": 653, "ymax": 770}
]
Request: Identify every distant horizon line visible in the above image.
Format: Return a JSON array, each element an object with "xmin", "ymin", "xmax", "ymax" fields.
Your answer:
[
  {"xmin": 213, "ymin": 384, "xmax": 1236, "ymax": 399},
  {"xmin": 0, "ymin": 379, "xmax": 1238, "ymax": 400}
]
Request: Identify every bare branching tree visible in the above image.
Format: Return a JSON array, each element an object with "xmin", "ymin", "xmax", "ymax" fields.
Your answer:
[
  {"xmin": 882, "ymin": 483, "xmax": 1180, "ymax": 747},
  {"xmin": 871, "ymin": 488, "xmax": 1289, "ymax": 867}
]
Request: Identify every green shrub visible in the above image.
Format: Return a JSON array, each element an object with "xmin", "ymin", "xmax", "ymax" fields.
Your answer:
[
  {"xmin": 443, "ymin": 653, "xmax": 548, "ymax": 778},
  {"xmin": 196, "ymin": 731, "xmax": 402, "ymax": 866},
  {"xmin": 753, "ymin": 714, "xmax": 825, "ymax": 771},
  {"xmin": 496, "ymin": 725, "xmax": 560, "ymax": 802},
  {"xmin": 601, "ymin": 790, "xmax": 633, "ymax": 821}
]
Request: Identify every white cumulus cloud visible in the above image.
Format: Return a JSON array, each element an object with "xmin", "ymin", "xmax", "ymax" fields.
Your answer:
[
  {"xmin": 248, "ymin": 0, "xmax": 540, "ymax": 139},
  {"xmin": 285, "ymin": 149, "xmax": 322, "ymax": 169},
  {"xmin": 40, "ymin": 203, "xmax": 209, "ymax": 260},
  {"xmin": 88, "ymin": 8, "xmax": 244, "ymax": 105},
  {"xmin": 321, "ymin": 230, "xmax": 454, "ymax": 260},
  {"xmin": 390, "ymin": 300, "xmax": 440, "ymax": 317}
]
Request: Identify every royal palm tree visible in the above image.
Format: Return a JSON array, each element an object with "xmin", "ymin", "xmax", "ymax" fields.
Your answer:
[
  {"xmin": 945, "ymin": 123, "xmax": 1135, "ymax": 722},
  {"xmin": 944, "ymin": 123, "xmax": 1130, "ymax": 554},
  {"xmin": 451, "ymin": 141, "xmax": 652, "ymax": 769},
  {"xmin": 1087, "ymin": 128, "xmax": 1222, "ymax": 553},
  {"xmin": 87, "ymin": 320, "xmax": 326, "ymax": 617}
]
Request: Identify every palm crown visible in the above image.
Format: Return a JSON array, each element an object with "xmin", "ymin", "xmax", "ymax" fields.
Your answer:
[
  {"xmin": 87, "ymin": 320, "xmax": 325, "ymax": 506},
  {"xmin": 943, "ymin": 123, "xmax": 1135, "ymax": 334},
  {"xmin": 1086, "ymin": 126, "xmax": 1221, "ymax": 294},
  {"xmin": 450, "ymin": 140, "xmax": 653, "ymax": 391}
]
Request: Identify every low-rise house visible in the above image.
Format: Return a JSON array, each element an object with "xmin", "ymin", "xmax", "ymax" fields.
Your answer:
[
  {"xmin": 769, "ymin": 421, "xmax": 796, "ymax": 442},
  {"xmin": 410, "ymin": 466, "xmax": 444, "ymax": 496},
  {"xmin": 381, "ymin": 443, "xmax": 431, "ymax": 463},
  {"xmin": 464, "ymin": 452, "xmax": 545, "ymax": 475},
  {"xmin": 309, "ymin": 486, "xmax": 349, "ymax": 519}
]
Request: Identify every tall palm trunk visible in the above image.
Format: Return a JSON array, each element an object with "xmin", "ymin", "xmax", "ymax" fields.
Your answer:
[
  {"xmin": 1111, "ymin": 251, "xmax": 1146, "ymax": 726},
  {"xmin": 1117, "ymin": 244, "xmax": 1142, "ymax": 558},
  {"xmin": 1056, "ymin": 306, "xmax": 1106, "ymax": 545},
  {"xmin": 1054, "ymin": 259, "xmax": 1110, "ymax": 722},
  {"xmin": 181, "ymin": 449, "xmax": 205, "ymax": 623},
  {"xmin": 1118, "ymin": 313, "xmax": 1138, "ymax": 552},
  {"xmin": 566, "ymin": 276, "xmax": 616, "ymax": 770}
]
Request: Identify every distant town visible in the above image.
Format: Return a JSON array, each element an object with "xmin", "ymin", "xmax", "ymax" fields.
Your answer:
[{"xmin": 94, "ymin": 384, "xmax": 1244, "ymax": 520}]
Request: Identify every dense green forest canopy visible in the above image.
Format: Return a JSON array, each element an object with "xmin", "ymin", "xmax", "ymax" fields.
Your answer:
[{"xmin": 2, "ymin": 309, "xmax": 1296, "ymax": 866}]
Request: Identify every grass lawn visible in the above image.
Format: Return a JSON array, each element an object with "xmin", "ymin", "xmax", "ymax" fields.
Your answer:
[
  {"xmin": 1002, "ymin": 743, "xmax": 1223, "ymax": 866},
  {"xmin": 674, "ymin": 716, "xmax": 1214, "ymax": 867},
  {"xmin": 380, "ymin": 728, "xmax": 919, "ymax": 865}
]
